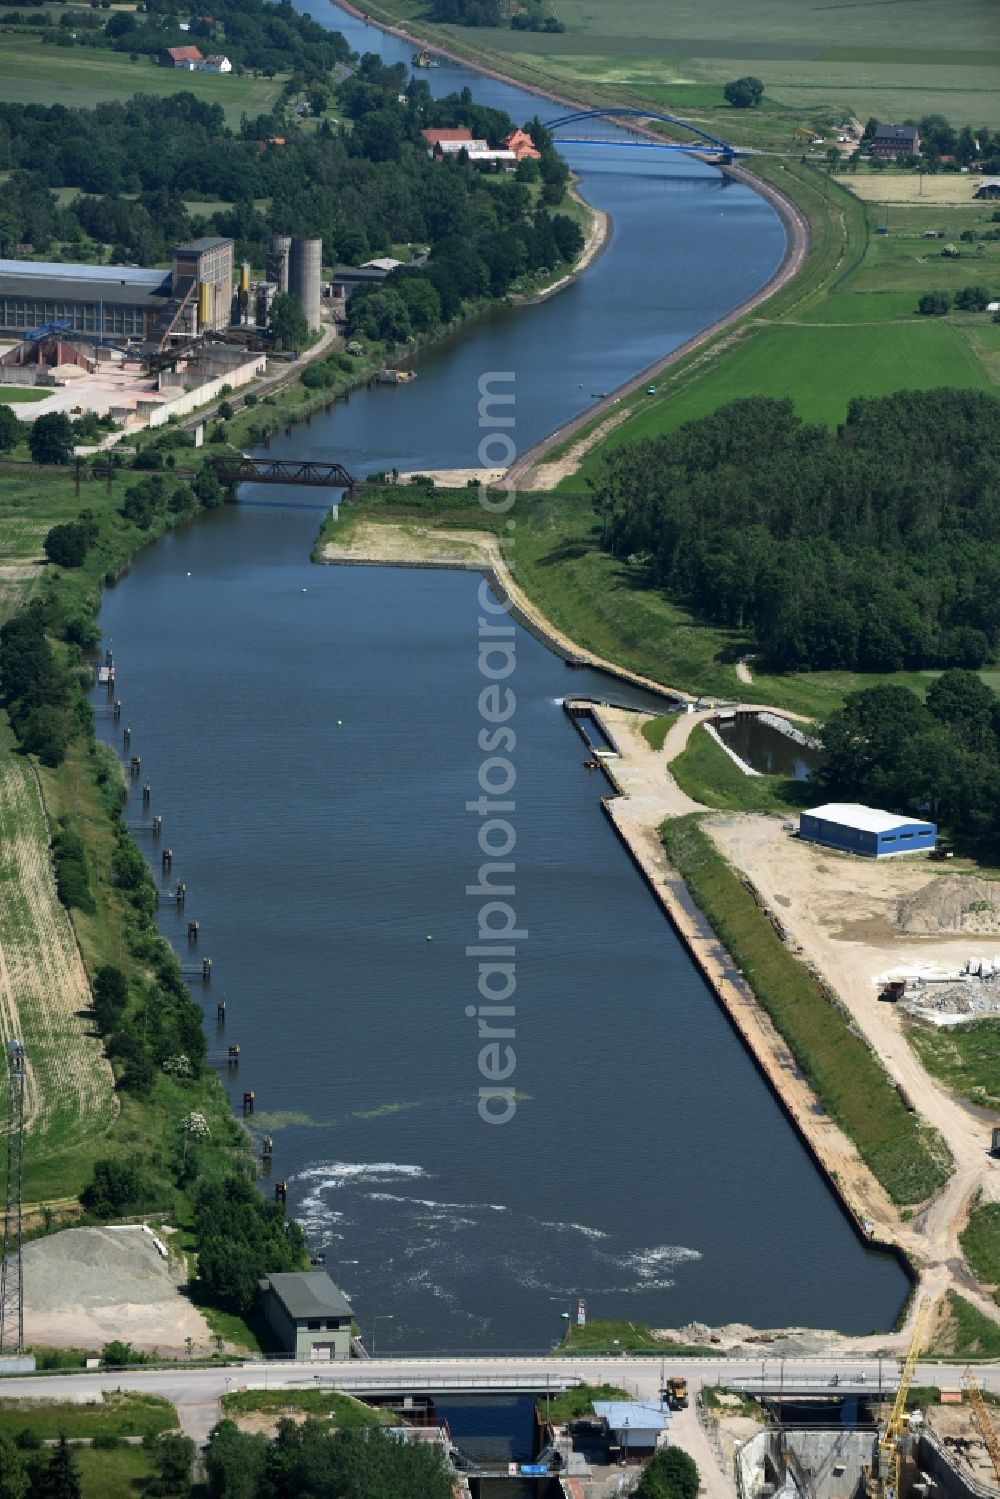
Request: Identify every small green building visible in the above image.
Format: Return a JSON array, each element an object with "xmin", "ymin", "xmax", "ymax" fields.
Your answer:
[{"xmin": 258, "ymin": 1271, "xmax": 353, "ymax": 1360}]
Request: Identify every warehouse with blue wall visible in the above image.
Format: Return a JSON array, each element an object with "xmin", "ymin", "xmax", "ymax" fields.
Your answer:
[{"xmin": 799, "ymin": 804, "xmax": 936, "ymax": 858}]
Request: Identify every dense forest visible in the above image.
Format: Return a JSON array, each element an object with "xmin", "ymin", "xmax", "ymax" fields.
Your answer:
[
  {"xmin": 592, "ymin": 390, "xmax": 1000, "ymax": 672},
  {"xmin": 818, "ymin": 673, "xmax": 1000, "ymax": 855},
  {"xmin": 0, "ymin": 60, "xmax": 581, "ymax": 332}
]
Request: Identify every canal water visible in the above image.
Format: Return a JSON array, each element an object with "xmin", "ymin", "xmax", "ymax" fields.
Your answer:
[{"xmin": 90, "ymin": 4, "xmax": 910, "ymax": 1348}]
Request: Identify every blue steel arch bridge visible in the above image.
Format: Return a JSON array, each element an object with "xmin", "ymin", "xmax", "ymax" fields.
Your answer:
[{"xmin": 543, "ymin": 108, "xmax": 745, "ymax": 162}]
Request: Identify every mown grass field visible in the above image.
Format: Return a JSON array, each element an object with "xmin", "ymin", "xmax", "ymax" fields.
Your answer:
[
  {"xmin": 0, "ymin": 1392, "xmax": 177, "ymax": 1441},
  {"xmin": 908, "ymin": 1021, "xmax": 1000, "ymax": 1110},
  {"xmin": 0, "ymin": 38, "xmax": 284, "ymax": 122},
  {"xmin": 76, "ymin": 1446, "xmax": 157, "ymax": 1499},
  {"xmin": 659, "ymin": 815, "xmax": 953, "ymax": 1206}
]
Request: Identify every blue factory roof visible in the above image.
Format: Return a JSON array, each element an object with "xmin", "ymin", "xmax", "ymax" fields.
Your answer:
[{"xmin": 0, "ymin": 258, "xmax": 168, "ymax": 287}]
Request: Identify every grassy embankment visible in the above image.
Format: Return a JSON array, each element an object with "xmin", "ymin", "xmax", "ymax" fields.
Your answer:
[
  {"xmin": 960, "ymin": 1201, "xmax": 1000, "ymax": 1307},
  {"xmin": 931, "ymin": 1292, "xmax": 1000, "ymax": 1359},
  {"xmin": 666, "ymin": 724, "xmax": 807, "ymax": 815},
  {"xmin": 537, "ymin": 1384, "xmax": 630, "ymax": 1423},
  {"xmin": 220, "ymin": 1389, "xmax": 393, "ymax": 1427},
  {"xmin": 658, "ymin": 816, "xmax": 952, "ymax": 1207},
  {"xmin": 908, "ymin": 1021, "xmax": 1000, "ymax": 1111}
]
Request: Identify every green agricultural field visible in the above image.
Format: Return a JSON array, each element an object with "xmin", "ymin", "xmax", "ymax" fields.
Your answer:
[
  {"xmin": 368, "ymin": 0, "xmax": 1000, "ymax": 130},
  {"xmin": 0, "ymin": 38, "xmax": 284, "ymax": 122},
  {"xmin": 569, "ymin": 169, "xmax": 998, "ymax": 482}
]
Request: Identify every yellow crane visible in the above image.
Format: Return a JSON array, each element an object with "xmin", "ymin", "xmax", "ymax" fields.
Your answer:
[
  {"xmin": 877, "ymin": 1297, "xmax": 930, "ymax": 1499},
  {"xmin": 963, "ymin": 1365, "xmax": 1000, "ymax": 1485}
]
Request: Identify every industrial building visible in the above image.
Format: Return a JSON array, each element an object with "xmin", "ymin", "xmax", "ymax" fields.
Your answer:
[
  {"xmin": 264, "ymin": 234, "xmax": 323, "ymax": 333},
  {"xmin": 0, "ymin": 238, "xmax": 235, "ymax": 344},
  {"xmin": 258, "ymin": 1271, "xmax": 353, "ymax": 1360},
  {"xmin": 799, "ymin": 804, "xmax": 936, "ymax": 858}
]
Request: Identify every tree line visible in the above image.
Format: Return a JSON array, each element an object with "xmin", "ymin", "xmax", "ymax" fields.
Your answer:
[
  {"xmin": 205, "ymin": 1420, "xmax": 455, "ymax": 1499},
  {"xmin": 818, "ymin": 672, "xmax": 1000, "ymax": 856},
  {"xmin": 592, "ymin": 390, "xmax": 1000, "ymax": 673},
  {"xmin": 430, "ymin": 0, "xmax": 565, "ymax": 29}
]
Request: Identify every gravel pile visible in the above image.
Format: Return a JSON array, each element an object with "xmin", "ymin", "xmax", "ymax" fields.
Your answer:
[
  {"xmin": 22, "ymin": 1226, "xmax": 178, "ymax": 1314},
  {"xmin": 896, "ymin": 877, "xmax": 1000, "ymax": 935}
]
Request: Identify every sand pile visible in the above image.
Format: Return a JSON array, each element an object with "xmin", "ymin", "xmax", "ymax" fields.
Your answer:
[{"xmin": 896, "ymin": 877, "xmax": 1000, "ymax": 935}]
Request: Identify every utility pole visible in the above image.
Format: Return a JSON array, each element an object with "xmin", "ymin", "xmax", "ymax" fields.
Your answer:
[{"xmin": 0, "ymin": 1040, "xmax": 26, "ymax": 1354}]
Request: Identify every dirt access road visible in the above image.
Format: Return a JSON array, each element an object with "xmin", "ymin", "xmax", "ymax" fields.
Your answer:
[{"xmin": 705, "ymin": 814, "xmax": 1000, "ymax": 1327}]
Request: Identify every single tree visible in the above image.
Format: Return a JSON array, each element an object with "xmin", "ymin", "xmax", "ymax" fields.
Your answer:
[
  {"xmin": 724, "ymin": 75, "xmax": 764, "ymax": 108},
  {"xmin": 0, "ymin": 404, "xmax": 20, "ymax": 454},
  {"xmin": 37, "ymin": 1435, "xmax": 82, "ymax": 1499},
  {"xmin": 0, "ymin": 1433, "xmax": 30, "ymax": 1499},
  {"xmin": 29, "ymin": 412, "xmax": 74, "ymax": 465},
  {"xmin": 269, "ymin": 291, "xmax": 309, "ymax": 350}
]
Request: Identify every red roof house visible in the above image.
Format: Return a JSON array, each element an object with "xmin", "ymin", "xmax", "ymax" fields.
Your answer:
[
  {"xmin": 503, "ymin": 128, "xmax": 541, "ymax": 161},
  {"xmin": 421, "ymin": 127, "xmax": 474, "ymax": 149}
]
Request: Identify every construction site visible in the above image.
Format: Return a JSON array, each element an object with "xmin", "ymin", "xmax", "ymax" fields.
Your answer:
[
  {"xmin": 714, "ymin": 1309, "xmax": 1000, "ymax": 1499},
  {"xmin": 0, "ymin": 232, "xmax": 326, "ymax": 435}
]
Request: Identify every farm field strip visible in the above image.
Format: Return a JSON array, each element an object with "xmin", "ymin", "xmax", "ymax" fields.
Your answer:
[{"xmin": 0, "ymin": 755, "xmax": 113, "ymax": 1159}]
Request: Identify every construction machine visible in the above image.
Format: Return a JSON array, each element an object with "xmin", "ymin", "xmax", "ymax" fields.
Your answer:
[
  {"xmin": 664, "ymin": 1377, "xmax": 689, "ymax": 1410},
  {"xmin": 869, "ymin": 1298, "xmax": 929, "ymax": 1499},
  {"xmin": 962, "ymin": 1366, "xmax": 1000, "ymax": 1486}
]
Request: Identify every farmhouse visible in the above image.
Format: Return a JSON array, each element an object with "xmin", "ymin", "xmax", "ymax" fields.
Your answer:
[
  {"xmin": 798, "ymin": 804, "xmax": 936, "ymax": 858},
  {"xmin": 870, "ymin": 123, "xmax": 920, "ymax": 159},
  {"xmin": 159, "ymin": 45, "xmax": 204, "ymax": 68},
  {"xmin": 201, "ymin": 54, "xmax": 232, "ymax": 72}
]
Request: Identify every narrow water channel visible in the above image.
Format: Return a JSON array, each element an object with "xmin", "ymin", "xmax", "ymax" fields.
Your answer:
[{"xmin": 90, "ymin": 3, "xmax": 910, "ymax": 1347}]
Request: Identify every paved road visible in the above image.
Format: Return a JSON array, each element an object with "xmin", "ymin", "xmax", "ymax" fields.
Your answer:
[{"xmin": 1, "ymin": 1354, "xmax": 995, "ymax": 1452}]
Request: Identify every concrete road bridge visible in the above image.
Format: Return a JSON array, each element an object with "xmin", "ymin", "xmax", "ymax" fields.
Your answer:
[{"xmin": 0, "ymin": 1354, "xmax": 991, "ymax": 1454}]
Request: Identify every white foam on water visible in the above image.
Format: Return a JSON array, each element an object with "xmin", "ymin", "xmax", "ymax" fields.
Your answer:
[
  {"xmin": 293, "ymin": 1160, "xmax": 429, "ymax": 1186},
  {"xmin": 535, "ymin": 1219, "xmax": 609, "ymax": 1240}
]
